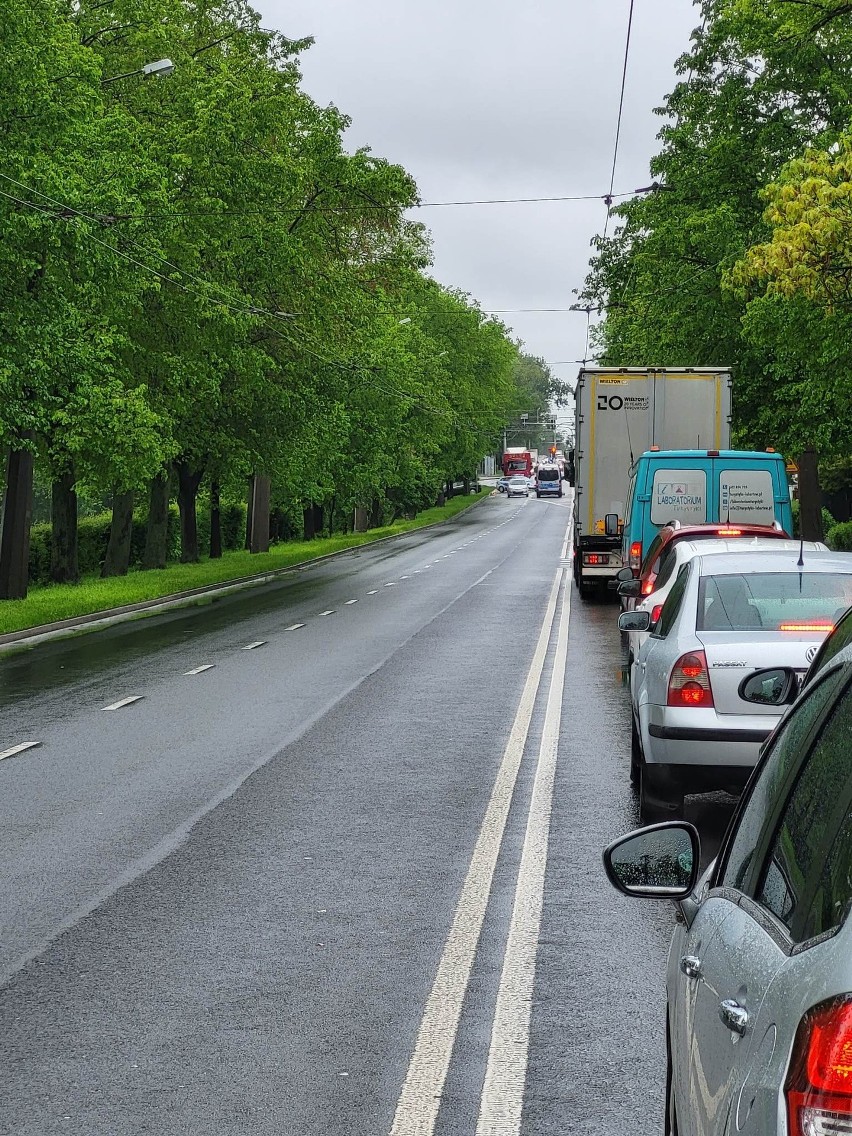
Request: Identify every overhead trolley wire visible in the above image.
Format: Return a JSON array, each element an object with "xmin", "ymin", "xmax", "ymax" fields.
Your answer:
[{"xmin": 603, "ymin": 0, "xmax": 637, "ymax": 241}]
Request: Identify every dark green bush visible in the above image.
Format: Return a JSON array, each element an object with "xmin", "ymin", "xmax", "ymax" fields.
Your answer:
[
  {"xmin": 827, "ymin": 521, "xmax": 852, "ymax": 551},
  {"xmin": 791, "ymin": 499, "xmax": 836, "ymax": 539}
]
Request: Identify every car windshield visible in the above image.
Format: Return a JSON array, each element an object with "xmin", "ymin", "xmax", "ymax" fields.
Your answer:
[
  {"xmin": 538, "ymin": 468, "xmax": 559, "ymax": 479},
  {"xmin": 697, "ymin": 572, "xmax": 852, "ymax": 632}
]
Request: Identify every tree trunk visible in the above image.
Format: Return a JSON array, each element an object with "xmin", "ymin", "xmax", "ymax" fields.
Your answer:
[
  {"xmin": 142, "ymin": 470, "xmax": 170, "ymax": 569},
  {"xmin": 50, "ymin": 470, "xmax": 79, "ymax": 584},
  {"xmin": 101, "ymin": 490, "xmax": 135, "ymax": 577},
  {"xmin": 176, "ymin": 462, "xmax": 204, "ymax": 563},
  {"xmin": 209, "ymin": 480, "xmax": 222, "ymax": 559},
  {"xmin": 0, "ymin": 445, "xmax": 34, "ymax": 600},
  {"xmin": 303, "ymin": 504, "xmax": 316, "ymax": 541},
  {"xmin": 244, "ymin": 479, "xmax": 254, "ymax": 551},
  {"xmin": 247, "ymin": 474, "xmax": 271, "ymax": 554},
  {"xmin": 798, "ymin": 448, "xmax": 824, "ymax": 541},
  {"xmin": 353, "ymin": 506, "xmax": 369, "ymax": 533}
]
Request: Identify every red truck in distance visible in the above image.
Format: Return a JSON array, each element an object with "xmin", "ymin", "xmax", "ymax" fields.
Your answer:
[{"xmin": 502, "ymin": 448, "xmax": 534, "ymax": 477}]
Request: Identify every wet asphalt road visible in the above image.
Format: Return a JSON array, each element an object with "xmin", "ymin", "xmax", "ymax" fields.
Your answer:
[{"xmin": 0, "ymin": 492, "xmax": 737, "ymax": 1135}]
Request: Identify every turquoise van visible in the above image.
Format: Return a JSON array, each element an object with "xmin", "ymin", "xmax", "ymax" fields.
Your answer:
[{"xmin": 622, "ymin": 449, "xmax": 793, "ymax": 573}]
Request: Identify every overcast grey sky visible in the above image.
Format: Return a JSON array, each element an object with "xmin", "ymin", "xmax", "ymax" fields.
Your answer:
[{"xmin": 260, "ymin": 1, "xmax": 699, "ymax": 420}]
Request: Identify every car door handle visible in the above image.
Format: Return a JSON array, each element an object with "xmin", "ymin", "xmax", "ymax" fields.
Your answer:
[
  {"xmin": 719, "ymin": 999, "xmax": 749, "ymax": 1036},
  {"xmin": 680, "ymin": 955, "xmax": 702, "ymax": 979}
]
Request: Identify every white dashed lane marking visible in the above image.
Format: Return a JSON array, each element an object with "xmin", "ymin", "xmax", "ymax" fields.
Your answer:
[
  {"xmin": 344, "ymin": 599, "xmax": 358, "ymax": 605},
  {"xmin": 285, "ymin": 623, "xmax": 305, "ymax": 631},
  {"xmin": 102, "ymin": 696, "xmax": 144, "ymax": 712},
  {"xmin": 319, "ymin": 610, "xmax": 336, "ymax": 617},
  {"xmin": 241, "ymin": 641, "xmax": 267, "ymax": 650},
  {"xmin": 367, "ymin": 590, "xmax": 379, "ymax": 595},
  {"xmin": 0, "ymin": 742, "xmax": 42, "ymax": 762},
  {"xmin": 384, "ymin": 582, "xmax": 396, "ymax": 587},
  {"xmin": 184, "ymin": 664, "xmax": 215, "ymax": 675}
]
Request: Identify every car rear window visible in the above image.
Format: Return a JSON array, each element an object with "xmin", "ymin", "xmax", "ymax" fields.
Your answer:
[
  {"xmin": 697, "ymin": 573, "xmax": 852, "ymax": 633},
  {"xmin": 650, "ymin": 469, "xmax": 707, "ymax": 525}
]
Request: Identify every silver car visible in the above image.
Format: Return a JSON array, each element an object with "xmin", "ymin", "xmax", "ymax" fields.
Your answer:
[
  {"xmin": 618, "ymin": 549, "xmax": 852, "ymax": 819},
  {"xmin": 622, "ymin": 539, "xmax": 828, "ymax": 692},
  {"xmin": 506, "ymin": 475, "xmax": 529, "ymax": 498},
  {"xmin": 604, "ymin": 652, "xmax": 852, "ymax": 1135}
]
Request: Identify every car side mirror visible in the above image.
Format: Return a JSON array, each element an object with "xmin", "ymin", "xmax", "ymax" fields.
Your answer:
[
  {"xmin": 738, "ymin": 667, "xmax": 801, "ymax": 707},
  {"xmin": 603, "ymin": 822, "xmax": 700, "ymax": 899},
  {"xmin": 605, "ymin": 513, "xmax": 620, "ymax": 537},
  {"xmin": 618, "ymin": 580, "xmax": 642, "ymax": 598},
  {"xmin": 618, "ymin": 610, "xmax": 651, "ymax": 633},
  {"xmin": 616, "ymin": 567, "xmax": 635, "ymax": 583}
]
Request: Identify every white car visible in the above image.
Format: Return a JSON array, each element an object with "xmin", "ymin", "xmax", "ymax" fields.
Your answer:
[
  {"xmin": 618, "ymin": 548, "xmax": 852, "ymax": 819},
  {"xmin": 622, "ymin": 539, "xmax": 828, "ymax": 690}
]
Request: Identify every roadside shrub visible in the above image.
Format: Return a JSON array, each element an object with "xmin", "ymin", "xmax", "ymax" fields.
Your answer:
[
  {"xmin": 28, "ymin": 523, "xmax": 52, "ymax": 583},
  {"xmin": 221, "ymin": 502, "xmax": 246, "ymax": 550},
  {"xmin": 791, "ymin": 499, "xmax": 836, "ymax": 538},
  {"xmin": 827, "ymin": 521, "xmax": 852, "ymax": 551}
]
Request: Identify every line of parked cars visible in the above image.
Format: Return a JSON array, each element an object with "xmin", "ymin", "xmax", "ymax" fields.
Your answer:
[{"xmin": 601, "ymin": 510, "xmax": 852, "ymax": 1131}]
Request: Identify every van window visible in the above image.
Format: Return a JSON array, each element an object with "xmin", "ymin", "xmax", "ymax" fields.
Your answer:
[
  {"xmin": 719, "ymin": 469, "xmax": 775, "ymax": 525},
  {"xmin": 650, "ymin": 469, "xmax": 707, "ymax": 525}
]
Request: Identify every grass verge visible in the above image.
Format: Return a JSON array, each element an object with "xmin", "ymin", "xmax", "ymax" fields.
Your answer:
[{"xmin": 0, "ymin": 491, "xmax": 492, "ymax": 636}]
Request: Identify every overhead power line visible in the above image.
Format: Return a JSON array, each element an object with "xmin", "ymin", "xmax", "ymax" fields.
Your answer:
[{"xmin": 604, "ymin": 0, "xmax": 637, "ymax": 240}]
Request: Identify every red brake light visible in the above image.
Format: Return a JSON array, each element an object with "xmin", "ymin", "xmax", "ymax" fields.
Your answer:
[
  {"xmin": 667, "ymin": 651, "xmax": 714, "ymax": 707},
  {"xmin": 651, "ymin": 604, "xmax": 664, "ymax": 623},
  {"xmin": 641, "ymin": 579, "xmax": 655, "ymax": 596},
  {"xmin": 779, "ymin": 623, "xmax": 835, "ymax": 633},
  {"xmin": 787, "ymin": 998, "xmax": 852, "ymax": 1134},
  {"xmin": 630, "ymin": 541, "xmax": 642, "ymax": 571},
  {"xmin": 716, "ymin": 528, "xmax": 742, "ymax": 536}
]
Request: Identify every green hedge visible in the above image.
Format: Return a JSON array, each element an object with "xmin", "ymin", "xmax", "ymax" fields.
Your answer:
[
  {"xmin": 791, "ymin": 499, "xmax": 836, "ymax": 539},
  {"xmin": 827, "ymin": 521, "xmax": 852, "ymax": 551},
  {"xmin": 28, "ymin": 501, "xmax": 247, "ymax": 584}
]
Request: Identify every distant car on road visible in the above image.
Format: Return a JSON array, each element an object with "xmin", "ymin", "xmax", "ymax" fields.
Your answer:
[
  {"xmin": 618, "ymin": 548, "xmax": 852, "ymax": 818},
  {"xmin": 604, "ymin": 648, "xmax": 852, "ymax": 1136},
  {"xmin": 506, "ymin": 475, "xmax": 530, "ymax": 498},
  {"xmin": 496, "ymin": 476, "xmax": 510, "ymax": 493}
]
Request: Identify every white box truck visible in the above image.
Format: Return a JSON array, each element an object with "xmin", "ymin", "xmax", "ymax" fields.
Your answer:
[{"xmin": 570, "ymin": 367, "xmax": 732, "ymax": 597}]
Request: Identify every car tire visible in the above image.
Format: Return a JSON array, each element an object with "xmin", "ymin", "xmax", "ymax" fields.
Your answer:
[
  {"xmin": 630, "ymin": 715, "xmax": 642, "ymax": 785},
  {"xmin": 639, "ymin": 764, "xmax": 683, "ymax": 823},
  {"xmin": 665, "ymin": 1011, "xmax": 679, "ymax": 1136}
]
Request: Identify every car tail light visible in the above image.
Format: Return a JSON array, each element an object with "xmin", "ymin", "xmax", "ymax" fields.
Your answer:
[
  {"xmin": 667, "ymin": 651, "xmax": 714, "ymax": 707},
  {"xmin": 779, "ymin": 623, "xmax": 835, "ymax": 633},
  {"xmin": 584, "ymin": 553, "xmax": 608, "ymax": 566},
  {"xmin": 651, "ymin": 604, "xmax": 664, "ymax": 623},
  {"xmin": 641, "ymin": 577, "xmax": 656, "ymax": 596},
  {"xmin": 630, "ymin": 541, "xmax": 642, "ymax": 571},
  {"xmin": 787, "ymin": 997, "xmax": 852, "ymax": 1135},
  {"xmin": 716, "ymin": 528, "xmax": 742, "ymax": 536}
]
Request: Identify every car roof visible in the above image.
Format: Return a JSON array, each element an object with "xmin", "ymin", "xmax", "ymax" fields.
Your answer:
[
  {"xmin": 691, "ymin": 548, "xmax": 852, "ymax": 574},
  {"xmin": 672, "ymin": 538, "xmax": 825, "ymax": 561}
]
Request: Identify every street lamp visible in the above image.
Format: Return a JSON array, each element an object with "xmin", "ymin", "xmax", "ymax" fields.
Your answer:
[{"xmin": 101, "ymin": 59, "xmax": 175, "ymax": 85}]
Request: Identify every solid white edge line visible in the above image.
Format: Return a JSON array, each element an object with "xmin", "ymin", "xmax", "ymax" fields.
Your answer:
[
  {"xmin": 388, "ymin": 560, "xmax": 565, "ymax": 1136},
  {"xmin": 0, "ymin": 741, "xmax": 42, "ymax": 762},
  {"xmin": 475, "ymin": 561, "xmax": 572, "ymax": 1135},
  {"xmin": 101, "ymin": 696, "xmax": 144, "ymax": 712}
]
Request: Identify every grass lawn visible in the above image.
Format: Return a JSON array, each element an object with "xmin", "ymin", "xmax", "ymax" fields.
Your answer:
[{"xmin": 0, "ymin": 491, "xmax": 492, "ymax": 636}]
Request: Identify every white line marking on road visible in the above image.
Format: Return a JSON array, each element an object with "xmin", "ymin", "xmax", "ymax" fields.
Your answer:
[
  {"xmin": 384, "ymin": 582, "xmax": 396, "ymax": 587},
  {"xmin": 285, "ymin": 623, "xmax": 305, "ymax": 631},
  {"xmin": 344, "ymin": 599, "xmax": 359, "ymax": 605},
  {"xmin": 388, "ymin": 561, "xmax": 565, "ymax": 1136},
  {"xmin": 184, "ymin": 664, "xmax": 215, "ymax": 675},
  {"xmin": 367, "ymin": 590, "xmax": 379, "ymax": 595},
  {"xmin": 102, "ymin": 696, "xmax": 144, "ymax": 712},
  {"xmin": 319, "ymin": 610, "xmax": 336, "ymax": 616},
  {"xmin": 400, "ymin": 575, "xmax": 411, "ymax": 579},
  {"xmin": 476, "ymin": 562, "xmax": 572, "ymax": 1135},
  {"xmin": 0, "ymin": 741, "xmax": 42, "ymax": 762},
  {"xmin": 241, "ymin": 641, "xmax": 267, "ymax": 650}
]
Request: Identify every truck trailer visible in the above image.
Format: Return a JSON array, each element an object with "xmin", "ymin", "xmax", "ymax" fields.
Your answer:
[{"xmin": 571, "ymin": 367, "xmax": 732, "ymax": 597}]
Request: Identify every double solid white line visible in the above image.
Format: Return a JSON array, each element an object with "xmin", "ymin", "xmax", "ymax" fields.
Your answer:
[{"xmin": 390, "ymin": 534, "xmax": 572, "ymax": 1136}]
